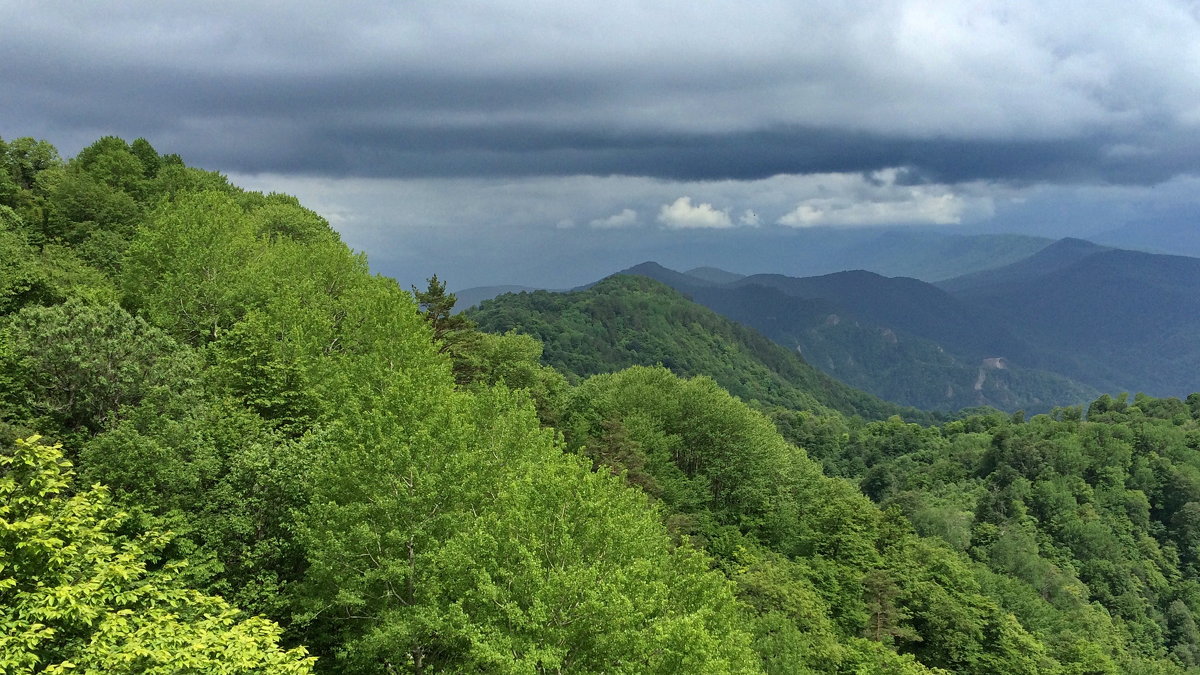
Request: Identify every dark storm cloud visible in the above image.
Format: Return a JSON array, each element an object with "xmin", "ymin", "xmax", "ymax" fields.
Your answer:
[
  {"xmin": 0, "ymin": 58, "xmax": 1179, "ymax": 185},
  {"xmin": 283, "ymin": 125, "xmax": 1135, "ymax": 184},
  {"xmin": 4, "ymin": 1, "xmax": 1200, "ymax": 188}
]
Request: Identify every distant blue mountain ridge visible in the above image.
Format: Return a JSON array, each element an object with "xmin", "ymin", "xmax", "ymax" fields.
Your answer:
[{"xmin": 461, "ymin": 236, "xmax": 1200, "ymax": 412}]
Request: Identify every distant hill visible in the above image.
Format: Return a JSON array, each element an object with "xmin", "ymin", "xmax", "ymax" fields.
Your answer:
[
  {"xmin": 467, "ymin": 236, "xmax": 1200, "ymax": 411},
  {"xmin": 619, "ymin": 262, "xmax": 1097, "ymax": 412},
  {"xmin": 454, "ymin": 285, "xmax": 544, "ymax": 311},
  {"xmin": 949, "ymin": 247, "xmax": 1200, "ymax": 396},
  {"xmin": 467, "ymin": 274, "xmax": 934, "ymax": 423},
  {"xmin": 427, "ymin": 230, "xmax": 1051, "ymax": 296},
  {"xmin": 822, "ymin": 230, "xmax": 1053, "ymax": 281},
  {"xmin": 683, "ymin": 266, "xmax": 745, "ymax": 284},
  {"xmin": 1090, "ymin": 217, "xmax": 1200, "ymax": 258},
  {"xmin": 617, "ymin": 261, "xmax": 717, "ymax": 288},
  {"xmin": 936, "ymin": 237, "xmax": 1110, "ymax": 295},
  {"xmin": 732, "ymin": 270, "xmax": 1035, "ymax": 362}
]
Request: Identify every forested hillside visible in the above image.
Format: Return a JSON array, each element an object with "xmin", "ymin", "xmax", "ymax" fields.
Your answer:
[
  {"xmin": 0, "ymin": 136, "xmax": 758, "ymax": 672},
  {"xmin": 4, "ymin": 135, "xmax": 1200, "ymax": 674},
  {"xmin": 605, "ymin": 262, "xmax": 1099, "ymax": 412},
  {"xmin": 943, "ymin": 246, "xmax": 1200, "ymax": 396},
  {"xmin": 834, "ymin": 395, "xmax": 1200, "ymax": 673},
  {"xmin": 467, "ymin": 274, "xmax": 933, "ymax": 423},
  {"xmin": 624, "ymin": 242, "xmax": 1200, "ymax": 409}
]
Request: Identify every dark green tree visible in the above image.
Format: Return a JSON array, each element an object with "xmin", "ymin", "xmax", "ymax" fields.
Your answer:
[
  {"xmin": 862, "ymin": 569, "xmax": 917, "ymax": 644},
  {"xmin": 1, "ymin": 299, "xmax": 199, "ymax": 436},
  {"xmin": 130, "ymin": 136, "xmax": 161, "ymax": 178},
  {"xmin": 412, "ymin": 274, "xmax": 472, "ymax": 346}
]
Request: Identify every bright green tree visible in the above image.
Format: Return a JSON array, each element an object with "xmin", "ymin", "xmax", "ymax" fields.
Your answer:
[
  {"xmin": 298, "ymin": 356, "xmax": 760, "ymax": 671},
  {"xmin": 0, "ymin": 435, "xmax": 315, "ymax": 673}
]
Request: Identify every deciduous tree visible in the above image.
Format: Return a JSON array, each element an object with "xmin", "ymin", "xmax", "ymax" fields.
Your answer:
[{"xmin": 0, "ymin": 435, "xmax": 315, "ymax": 673}]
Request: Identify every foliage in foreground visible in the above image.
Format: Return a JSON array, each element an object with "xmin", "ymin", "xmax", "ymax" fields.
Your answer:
[
  {"xmin": 3, "ymin": 134, "xmax": 1200, "ymax": 673},
  {"xmin": 0, "ymin": 435, "xmax": 314, "ymax": 673},
  {"xmin": 0, "ymin": 135, "xmax": 759, "ymax": 672}
]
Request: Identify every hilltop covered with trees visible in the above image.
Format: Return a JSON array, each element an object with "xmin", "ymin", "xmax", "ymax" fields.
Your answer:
[{"xmin": 4, "ymin": 135, "xmax": 1200, "ymax": 673}]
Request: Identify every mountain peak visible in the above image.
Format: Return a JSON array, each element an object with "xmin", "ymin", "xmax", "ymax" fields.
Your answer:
[
  {"xmin": 1046, "ymin": 237, "xmax": 1109, "ymax": 253},
  {"xmin": 684, "ymin": 266, "xmax": 745, "ymax": 285},
  {"xmin": 615, "ymin": 261, "xmax": 715, "ymax": 287},
  {"xmin": 621, "ymin": 261, "xmax": 675, "ymax": 275},
  {"xmin": 936, "ymin": 237, "xmax": 1109, "ymax": 295}
]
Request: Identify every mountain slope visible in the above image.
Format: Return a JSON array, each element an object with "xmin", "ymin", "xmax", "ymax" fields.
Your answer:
[
  {"xmin": 617, "ymin": 261, "xmax": 719, "ymax": 288},
  {"xmin": 617, "ymin": 262, "xmax": 1098, "ymax": 412},
  {"xmin": 467, "ymin": 274, "xmax": 935, "ymax": 422},
  {"xmin": 734, "ymin": 270, "xmax": 1035, "ymax": 362},
  {"xmin": 0, "ymin": 135, "xmax": 770, "ymax": 672},
  {"xmin": 825, "ymin": 230, "xmax": 1053, "ymax": 280},
  {"xmin": 936, "ymin": 237, "xmax": 1110, "ymax": 295},
  {"xmin": 952, "ymin": 248, "xmax": 1200, "ymax": 396},
  {"xmin": 1090, "ymin": 216, "xmax": 1200, "ymax": 258},
  {"xmin": 684, "ymin": 265, "xmax": 745, "ymax": 284}
]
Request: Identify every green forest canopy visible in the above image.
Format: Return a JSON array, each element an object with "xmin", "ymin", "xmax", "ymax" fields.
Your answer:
[{"xmin": 3, "ymin": 135, "xmax": 1200, "ymax": 673}]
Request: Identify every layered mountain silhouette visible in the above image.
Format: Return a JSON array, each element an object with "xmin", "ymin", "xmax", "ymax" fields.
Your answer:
[
  {"xmin": 943, "ymin": 244, "xmax": 1200, "ymax": 395},
  {"xmin": 616, "ymin": 262, "xmax": 1096, "ymax": 412},
  {"xmin": 936, "ymin": 238, "xmax": 1111, "ymax": 295},
  {"xmin": 466, "ymin": 274, "xmax": 934, "ymax": 422},
  {"xmin": 465, "ymin": 237, "xmax": 1200, "ymax": 413}
]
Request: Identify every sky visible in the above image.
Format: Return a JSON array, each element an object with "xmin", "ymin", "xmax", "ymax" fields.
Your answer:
[{"xmin": 4, "ymin": 1, "xmax": 1200, "ymax": 288}]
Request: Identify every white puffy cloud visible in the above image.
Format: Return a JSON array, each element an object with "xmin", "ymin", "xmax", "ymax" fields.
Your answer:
[
  {"xmin": 778, "ymin": 168, "xmax": 994, "ymax": 227},
  {"xmin": 739, "ymin": 209, "xmax": 761, "ymax": 226},
  {"xmin": 589, "ymin": 208, "xmax": 638, "ymax": 228},
  {"xmin": 779, "ymin": 194, "xmax": 964, "ymax": 227},
  {"xmin": 657, "ymin": 197, "xmax": 734, "ymax": 229}
]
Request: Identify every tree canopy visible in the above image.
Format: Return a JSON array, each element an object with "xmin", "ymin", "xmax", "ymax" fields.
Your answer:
[
  {"xmin": 0, "ymin": 435, "xmax": 314, "ymax": 673},
  {"xmin": 3, "ymin": 134, "xmax": 1200, "ymax": 673}
]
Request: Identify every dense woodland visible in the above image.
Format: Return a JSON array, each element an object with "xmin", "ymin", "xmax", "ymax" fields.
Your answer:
[
  {"xmin": 467, "ymin": 275, "xmax": 935, "ymax": 424},
  {"xmin": 5, "ymin": 136, "xmax": 1200, "ymax": 673}
]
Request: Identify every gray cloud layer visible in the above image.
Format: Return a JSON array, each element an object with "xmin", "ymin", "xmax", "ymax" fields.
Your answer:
[
  {"xmin": 9, "ymin": 0, "xmax": 1200, "ymax": 290},
  {"xmin": 5, "ymin": 1, "xmax": 1200, "ymax": 186}
]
